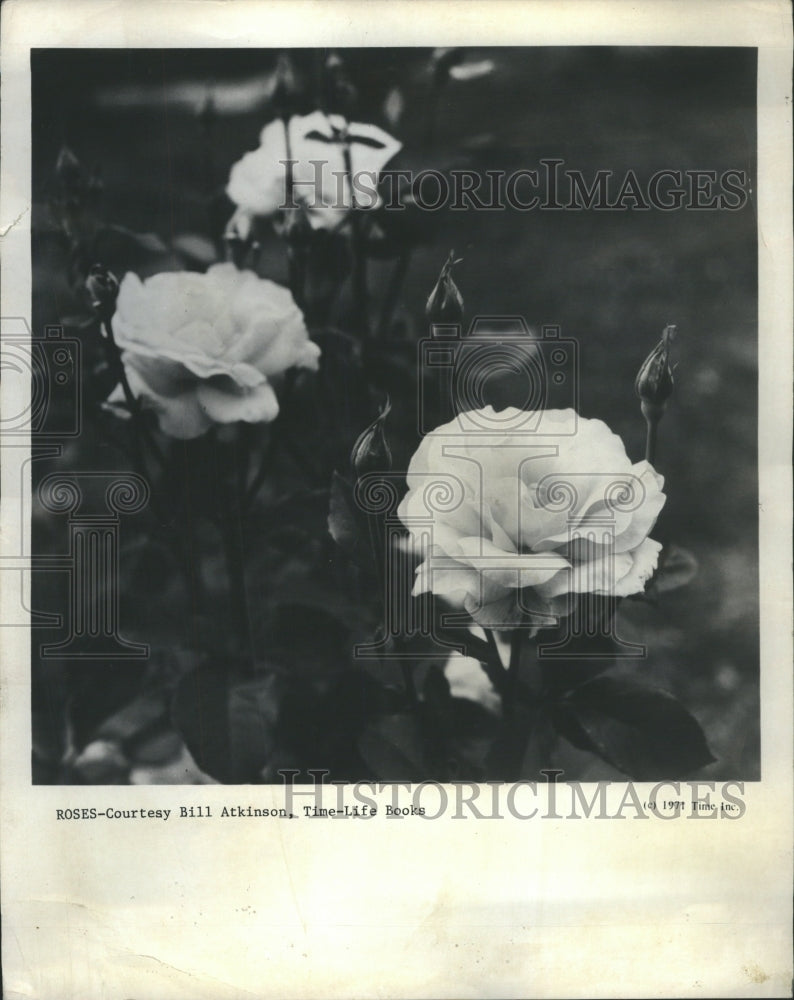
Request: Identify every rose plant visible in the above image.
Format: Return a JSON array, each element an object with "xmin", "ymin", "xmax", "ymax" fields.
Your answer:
[{"xmin": 36, "ymin": 50, "xmax": 714, "ymax": 786}]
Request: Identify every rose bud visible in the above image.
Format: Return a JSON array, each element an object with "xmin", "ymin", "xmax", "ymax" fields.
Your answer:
[
  {"xmin": 426, "ymin": 251, "xmax": 464, "ymax": 324},
  {"xmin": 351, "ymin": 398, "xmax": 392, "ymax": 478},
  {"xmin": 635, "ymin": 324, "xmax": 676, "ymax": 416},
  {"xmin": 85, "ymin": 264, "xmax": 120, "ymax": 321}
]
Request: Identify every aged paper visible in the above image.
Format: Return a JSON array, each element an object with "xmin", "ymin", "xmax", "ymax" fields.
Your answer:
[{"xmin": 1, "ymin": 1, "xmax": 792, "ymax": 997}]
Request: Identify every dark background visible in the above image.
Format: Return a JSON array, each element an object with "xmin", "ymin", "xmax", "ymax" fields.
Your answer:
[{"xmin": 31, "ymin": 47, "xmax": 759, "ymax": 780}]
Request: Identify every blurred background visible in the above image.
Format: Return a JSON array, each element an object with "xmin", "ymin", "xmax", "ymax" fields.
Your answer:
[{"xmin": 31, "ymin": 47, "xmax": 758, "ymax": 781}]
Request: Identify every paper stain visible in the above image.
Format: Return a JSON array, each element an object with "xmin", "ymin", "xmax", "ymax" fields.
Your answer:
[{"xmin": 743, "ymin": 961, "xmax": 770, "ymax": 984}]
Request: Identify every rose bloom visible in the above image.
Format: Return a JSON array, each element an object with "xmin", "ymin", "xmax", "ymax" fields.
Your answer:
[
  {"xmin": 105, "ymin": 263, "xmax": 320, "ymax": 439},
  {"xmin": 226, "ymin": 111, "xmax": 402, "ymax": 232},
  {"xmin": 397, "ymin": 407, "xmax": 665, "ymax": 630}
]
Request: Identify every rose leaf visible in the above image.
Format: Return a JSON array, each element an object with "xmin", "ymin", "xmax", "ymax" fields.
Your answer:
[
  {"xmin": 358, "ymin": 713, "xmax": 426, "ymax": 780},
  {"xmin": 647, "ymin": 544, "xmax": 699, "ymax": 596},
  {"xmin": 328, "ymin": 470, "xmax": 371, "ymax": 567},
  {"xmin": 172, "ymin": 665, "xmax": 279, "ymax": 783},
  {"xmin": 552, "ymin": 675, "xmax": 715, "ymax": 780}
]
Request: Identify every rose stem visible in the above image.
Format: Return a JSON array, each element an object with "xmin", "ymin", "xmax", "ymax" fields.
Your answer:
[
  {"xmin": 103, "ymin": 317, "xmax": 166, "ymax": 471},
  {"xmin": 641, "ymin": 398, "xmax": 666, "ymax": 468},
  {"xmin": 243, "ymin": 374, "xmax": 318, "ymax": 509},
  {"xmin": 101, "ymin": 324, "xmax": 202, "ymax": 612},
  {"xmin": 220, "ymin": 432, "xmax": 256, "ymax": 672},
  {"xmin": 182, "ymin": 444, "xmax": 207, "ymax": 614},
  {"xmin": 506, "ymin": 626, "xmax": 523, "ymax": 720},
  {"xmin": 282, "ymin": 115, "xmax": 308, "ymax": 312},
  {"xmin": 644, "ymin": 416, "xmax": 659, "ymax": 466},
  {"xmin": 401, "ymin": 664, "xmax": 420, "ymax": 713},
  {"xmin": 342, "ymin": 139, "xmax": 370, "ymax": 338},
  {"xmin": 377, "ymin": 251, "xmax": 411, "ymax": 338},
  {"xmin": 482, "ymin": 629, "xmax": 510, "ymax": 700},
  {"xmin": 287, "ymin": 246, "xmax": 307, "ymax": 312},
  {"xmin": 423, "ymin": 76, "xmax": 441, "ymax": 149}
]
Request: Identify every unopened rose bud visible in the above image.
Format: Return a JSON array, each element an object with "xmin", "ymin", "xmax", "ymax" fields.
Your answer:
[
  {"xmin": 351, "ymin": 398, "xmax": 392, "ymax": 478},
  {"xmin": 426, "ymin": 251, "xmax": 464, "ymax": 324},
  {"xmin": 636, "ymin": 324, "xmax": 677, "ymax": 466},
  {"xmin": 85, "ymin": 264, "xmax": 119, "ymax": 321},
  {"xmin": 635, "ymin": 324, "xmax": 676, "ymax": 414}
]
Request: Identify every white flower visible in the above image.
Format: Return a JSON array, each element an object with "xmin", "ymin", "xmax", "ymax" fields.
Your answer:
[
  {"xmin": 398, "ymin": 407, "xmax": 665, "ymax": 630},
  {"xmin": 226, "ymin": 111, "xmax": 402, "ymax": 231},
  {"xmin": 106, "ymin": 263, "xmax": 319, "ymax": 439}
]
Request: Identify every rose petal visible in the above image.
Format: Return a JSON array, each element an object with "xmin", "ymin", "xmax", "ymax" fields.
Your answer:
[
  {"xmin": 196, "ymin": 379, "xmax": 279, "ymax": 425},
  {"xmin": 613, "ymin": 536, "xmax": 662, "ymax": 597},
  {"xmin": 117, "ymin": 365, "xmax": 212, "ymax": 440}
]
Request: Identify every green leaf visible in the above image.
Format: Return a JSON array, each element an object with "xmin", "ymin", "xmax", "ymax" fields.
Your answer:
[
  {"xmin": 553, "ymin": 675, "xmax": 715, "ymax": 780},
  {"xmin": 172, "ymin": 665, "xmax": 279, "ymax": 783}
]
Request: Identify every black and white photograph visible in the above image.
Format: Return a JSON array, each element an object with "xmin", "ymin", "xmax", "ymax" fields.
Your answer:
[
  {"xmin": 1, "ymin": 2, "xmax": 791, "ymax": 998},
  {"xmin": 28, "ymin": 44, "xmax": 759, "ymax": 786}
]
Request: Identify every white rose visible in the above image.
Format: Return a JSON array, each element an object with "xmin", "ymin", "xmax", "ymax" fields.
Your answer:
[
  {"xmin": 398, "ymin": 407, "xmax": 665, "ymax": 630},
  {"xmin": 226, "ymin": 111, "xmax": 402, "ymax": 231},
  {"xmin": 106, "ymin": 263, "xmax": 320, "ymax": 439}
]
